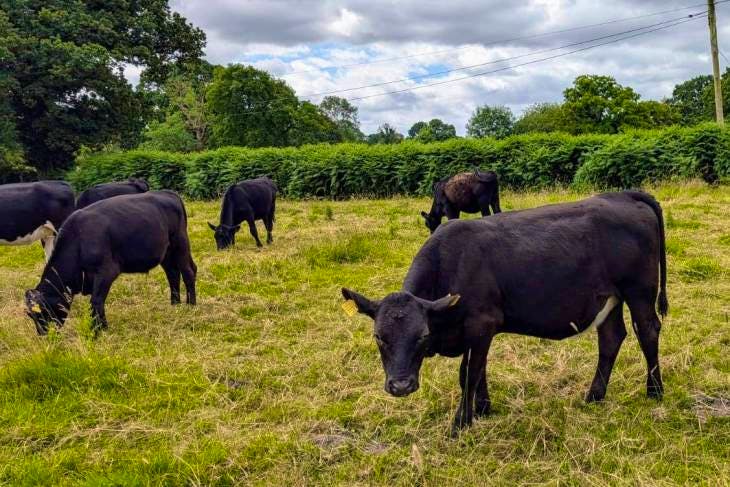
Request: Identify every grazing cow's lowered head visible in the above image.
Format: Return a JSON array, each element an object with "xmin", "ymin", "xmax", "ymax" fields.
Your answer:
[
  {"xmin": 342, "ymin": 288, "xmax": 461, "ymax": 397},
  {"xmin": 420, "ymin": 210, "xmax": 441, "ymax": 234},
  {"xmin": 24, "ymin": 288, "xmax": 70, "ymax": 335},
  {"xmin": 208, "ymin": 223, "xmax": 240, "ymax": 250},
  {"xmin": 128, "ymin": 178, "xmax": 150, "ymax": 192}
]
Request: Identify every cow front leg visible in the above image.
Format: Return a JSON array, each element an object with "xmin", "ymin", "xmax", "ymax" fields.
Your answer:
[
  {"xmin": 474, "ymin": 367, "xmax": 491, "ymax": 417},
  {"xmin": 247, "ymin": 219, "xmax": 263, "ymax": 247},
  {"xmin": 89, "ymin": 270, "xmax": 117, "ymax": 334},
  {"xmin": 586, "ymin": 304, "xmax": 626, "ymax": 402},
  {"xmin": 452, "ymin": 340, "xmax": 491, "ymax": 436}
]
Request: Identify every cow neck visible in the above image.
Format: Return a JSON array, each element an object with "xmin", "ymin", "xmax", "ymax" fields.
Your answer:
[
  {"xmin": 219, "ymin": 189, "xmax": 236, "ymax": 226},
  {"xmin": 37, "ymin": 233, "xmax": 80, "ymax": 301},
  {"xmin": 402, "ymin": 245, "xmax": 442, "ymax": 302}
]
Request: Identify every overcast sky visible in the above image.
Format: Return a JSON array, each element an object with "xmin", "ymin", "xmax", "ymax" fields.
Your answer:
[{"xmin": 163, "ymin": 0, "xmax": 730, "ymax": 135}]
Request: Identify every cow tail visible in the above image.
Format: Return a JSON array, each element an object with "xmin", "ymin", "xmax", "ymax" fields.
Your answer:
[{"xmin": 630, "ymin": 192, "xmax": 668, "ymax": 317}]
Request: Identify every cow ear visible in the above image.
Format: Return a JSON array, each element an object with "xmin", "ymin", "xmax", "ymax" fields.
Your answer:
[
  {"xmin": 425, "ymin": 293, "xmax": 461, "ymax": 313},
  {"xmin": 341, "ymin": 288, "xmax": 379, "ymax": 319},
  {"xmin": 420, "ymin": 211, "xmax": 429, "ymax": 220},
  {"xmin": 208, "ymin": 222, "xmax": 217, "ymax": 231}
]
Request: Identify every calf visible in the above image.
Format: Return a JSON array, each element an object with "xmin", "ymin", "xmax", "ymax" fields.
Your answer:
[
  {"xmin": 208, "ymin": 177, "xmax": 277, "ymax": 249},
  {"xmin": 344, "ymin": 191, "xmax": 667, "ymax": 435},
  {"xmin": 421, "ymin": 169, "xmax": 501, "ymax": 234},
  {"xmin": 0, "ymin": 181, "xmax": 75, "ymax": 261},
  {"xmin": 76, "ymin": 178, "xmax": 149, "ymax": 209},
  {"xmin": 25, "ymin": 191, "xmax": 197, "ymax": 335}
]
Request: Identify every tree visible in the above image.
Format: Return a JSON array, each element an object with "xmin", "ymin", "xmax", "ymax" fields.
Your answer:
[
  {"xmin": 410, "ymin": 119, "xmax": 457, "ymax": 142},
  {"xmin": 562, "ymin": 75, "xmax": 643, "ymax": 134},
  {"xmin": 289, "ymin": 101, "xmax": 342, "ymax": 146},
  {"xmin": 513, "ymin": 103, "xmax": 568, "ymax": 134},
  {"xmin": 367, "ymin": 124, "xmax": 404, "ymax": 144},
  {"xmin": 318, "ymin": 96, "xmax": 364, "ymax": 141},
  {"xmin": 700, "ymin": 67, "xmax": 730, "ymax": 123},
  {"xmin": 669, "ymin": 75, "xmax": 713, "ymax": 126},
  {"xmin": 2, "ymin": 1, "xmax": 206, "ymax": 172},
  {"xmin": 140, "ymin": 112, "xmax": 198, "ymax": 152},
  {"xmin": 161, "ymin": 75, "xmax": 212, "ymax": 150},
  {"xmin": 466, "ymin": 105, "xmax": 514, "ymax": 139},
  {"xmin": 408, "ymin": 121, "xmax": 428, "ymax": 138}
]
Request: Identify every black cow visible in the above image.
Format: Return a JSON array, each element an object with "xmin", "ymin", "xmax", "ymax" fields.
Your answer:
[
  {"xmin": 421, "ymin": 169, "xmax": 501, "ymax": 234},
  {"xmin": 0, "ymin": 181, "xmax": 75, "ymax": 261},
  {"xmin": 208, "ymin": 177, "xmax": 277, "ymax": 249},
  {"xmin": 76, "ymin": 178, "xmax": 149, "ymax": 209},
  {"xmin": 344, "ymin": 191, "xmax": 668, "ymax": 435},
  {"xmin": 25, "ymin": 191, "xmax": 197, "ymax": 335}
]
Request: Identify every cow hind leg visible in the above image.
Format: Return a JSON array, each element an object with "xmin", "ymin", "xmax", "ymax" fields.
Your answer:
[
  {"xmin": 625, "ymin": 291, "xmax": 664, "ymax": 399},
  {"xmin": 161, "ymin": 254, "xmax": 181, "ymax": 305},
  {"xmin": 264, "ymin": 214, "xmax": 274, "ymax": 244},
  {"xmin": 247, "ymin": 218, "xmax": 263, "ymax": 247},
  {"xmin": 181, "ymin": 258, "xmax": 197, "ymax": 306},
  {"xmin": 586, "ymin": 304, "xmax": 627, "ymax": 402}
]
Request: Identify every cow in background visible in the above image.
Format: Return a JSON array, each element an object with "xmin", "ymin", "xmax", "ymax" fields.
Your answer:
[
  {"xmin": 208, "ymin": 177, "xmax": 277, "ymax": 249},
  {"xmin": 0, "ymin": 181, "xmax": 75, "ymax": 261},
  {"xmin": 76, "ymin": 178, "xmax": 149, "ymax": 209}
]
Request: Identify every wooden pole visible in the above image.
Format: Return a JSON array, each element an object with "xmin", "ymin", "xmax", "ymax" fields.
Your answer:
[{"xmin": 708, "ymin": 0, "xmax": 725, "ymax": 125}]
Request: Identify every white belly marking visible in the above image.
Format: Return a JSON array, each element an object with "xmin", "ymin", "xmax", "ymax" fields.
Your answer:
[
  {"xmin": 0, "ymin": 221, "xmax": 57, "ymax": 246},
  {"xmin": 571, "ymin": 295, "xmax": 620, "ymax": 335}
]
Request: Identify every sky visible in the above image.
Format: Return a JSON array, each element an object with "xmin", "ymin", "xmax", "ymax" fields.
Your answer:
[{"xmin": 159, "ymin": 0, "xmax": 730, "ymax": 135}]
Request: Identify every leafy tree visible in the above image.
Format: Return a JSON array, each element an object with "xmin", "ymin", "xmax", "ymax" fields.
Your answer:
[
  {"xmin": 161, "ymin": 75, "xmax": 211, "ymax": 150},
  {"xmin": 2, "ymin": 0, "xmax": 206, "ymax": 172},
  {"xmin": 318, "ymin": 96, "xmax": 364, "ymax": 141},
  {"xmin": 629, "ymin": 100, "xmax": 679, "ymax": 129},
  {"xmin": 367, "ymin": 123, "xmax": 404, "ymax": 144},
  {"xmin": 669, "ymin": 75, "xmax": 713, "ymax": 126},
  {"xmin": 562, "ymin": 75, "xmax": 644, "ymax": 134},
  {"xmin": 408, "ymin": 121, "xmax": 428, "ymax": 138},
  {"xmin": 513, "ymin": 103, "xmax": 568, "ymax": 134},
  {"xmin": 411, "ymin": 119, "xmax": 457, "ymax": 142},
  {"xmin": 466, "ymin": 105, "xmax": 514, "ymax": 139},
  {"xmin": 140, "ymin": 112, "xmax": 198, "ymax": 152},
  {"xmin": 700, "ymin": 67, "xmax": 730, "ymax": 123},
  {"xmin": 290, "ymin": 101, "xmax": 342, "ymax": 146}
]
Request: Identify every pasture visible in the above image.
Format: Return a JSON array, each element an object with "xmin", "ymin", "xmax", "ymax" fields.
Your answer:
[{"xmin": 0, "ymin": 182, "xmax": 728, "ymax": 485}]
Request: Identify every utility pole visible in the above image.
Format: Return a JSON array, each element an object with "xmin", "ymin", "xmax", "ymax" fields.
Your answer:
[{"xmin": 708, "ymin": 0, "xmax": 724, "ymax": 126}]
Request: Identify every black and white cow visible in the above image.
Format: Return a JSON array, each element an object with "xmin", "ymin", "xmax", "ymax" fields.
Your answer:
[
  {"xmin": 208, "ymin": 177, "xmax": 277, "ymax": 249},
  {"xmin": 25, "ymin": 191, "xmax": 197, "ymax": 335},
  {"xmin": 344, "ymin": 191, "xmax": 668, "ymax": 435},
  {"xmin": 0, "ymin": 181, "xmax": 76, "ymax": 261},
  {"xmin": 76, "ymin": 178, "xmax": 149, "ymax": 210}
]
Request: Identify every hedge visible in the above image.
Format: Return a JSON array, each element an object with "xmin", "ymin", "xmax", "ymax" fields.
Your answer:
[{"xmin": 65, "ymin": 124, "xmax": 730, "ymax": 199}]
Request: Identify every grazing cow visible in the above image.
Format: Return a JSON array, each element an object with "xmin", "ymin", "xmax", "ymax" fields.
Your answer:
[
  {"xmin": 421, "ymin": 169, "xmax": 501, "ymax": 234},
  {"xmin": 208, "ymin": 177, "xmax": 277, "ymax": 249},
  {"xmin": 76, "ymin": 178, "xmax": 150, "ymax": 209},
  {"xmin": 0, "ymin": 181, "xmax": 75, "ymax": 261},
  {"xmin": 344, "ymin": 191, "xmax": 668, "ymax": 436},
  {"xmin": 25, "ymin": 191, "xmax": 197, "ymax": 335}
]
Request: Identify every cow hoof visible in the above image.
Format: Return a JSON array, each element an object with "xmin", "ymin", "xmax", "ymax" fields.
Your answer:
[
  {"xmin": 585, "ymin": 390, "xmax": 606, "ymax": 403},
  {"xmin": 475, "ymin": 401, "xmax": 491, "ymax": 417}
]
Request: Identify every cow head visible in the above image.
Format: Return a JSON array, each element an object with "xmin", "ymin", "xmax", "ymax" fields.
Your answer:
[
  {"xmin": 129, "ymin": 178, "xmax": 150, "ymax": 192},
  {"xmin": 420, "ymin": 211, "xmax": 441, "ymax": 234},
  {"xmin": 208, "ymin": 222, "xmax": 241, "ymax": 250},
  {"xmin": 342, "ymin": 288, "xmax": 460, "ymax": 397},
  {"xmin": 24, "ymin": 289, "xmax": 70, "ymax": 335}
]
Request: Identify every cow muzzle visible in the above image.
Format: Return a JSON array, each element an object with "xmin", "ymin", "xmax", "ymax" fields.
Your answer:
[{"xmin": 385, "ymin": 376, "xmax": 419, "ymax": 397}]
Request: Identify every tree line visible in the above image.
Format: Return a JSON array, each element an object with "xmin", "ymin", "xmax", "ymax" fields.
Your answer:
[{"xmin": 1, "ymin": 1, "xmax": 728, "ymax": 177}]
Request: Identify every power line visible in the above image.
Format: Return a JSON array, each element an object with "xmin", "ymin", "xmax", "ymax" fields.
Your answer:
[
  {"xmin": 301, "ymin": 13, "xmax": 706, "ymax": 99},
  {"xmin": 280, "ymin": 0, "xmax": 729, "ymax": 77},
  {"xmin": 221, "ymin": 12, "xmax": 705, "ymax": 117},
  {"xmin": 347, "ymin": 14, "xmax": 705, "ymax": 102},
  {"xmin": 721, "ymin": 48, "xmax": 730, "ymax": 64}
]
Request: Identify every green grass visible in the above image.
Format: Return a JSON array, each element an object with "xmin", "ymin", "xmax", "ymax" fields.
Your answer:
[{"xmin": 0, "ymin": 181, "xmax": 728, "ymax": 485}]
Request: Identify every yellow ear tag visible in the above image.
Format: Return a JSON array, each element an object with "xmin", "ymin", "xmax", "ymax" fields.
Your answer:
[
  {"xmin": 341, "ymin": 299, "xmax": 358, "ymax": 317},
  {"xmin": 31, "ymin": 303, "xmax": 41, "ymax": 313}
]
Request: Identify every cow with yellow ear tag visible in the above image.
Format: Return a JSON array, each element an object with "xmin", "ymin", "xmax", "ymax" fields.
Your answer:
[{"xmin": 343, "ymin": 190, "xmax": 669, "ymax": 437}]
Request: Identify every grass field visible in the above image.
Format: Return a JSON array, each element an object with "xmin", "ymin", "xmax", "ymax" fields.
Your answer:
[{"xmin": 0, "ymin": 182, "xmax": 728, "ymax": 486}]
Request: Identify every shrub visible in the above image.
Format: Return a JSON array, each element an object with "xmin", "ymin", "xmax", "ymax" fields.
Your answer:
[{"xmin": 68, "ymin": 125, "xmax": 730, "ymax": 199}]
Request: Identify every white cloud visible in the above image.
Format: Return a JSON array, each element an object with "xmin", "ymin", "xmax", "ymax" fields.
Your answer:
[{"xmin": 165, "ymin": 0, "xmax": 728, "ymax": 135}]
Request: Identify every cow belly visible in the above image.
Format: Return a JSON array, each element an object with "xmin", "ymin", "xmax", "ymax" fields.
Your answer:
[
  {"xmin": 0, "ymin": 221, "xmax": 56, "ymax": 246},
  {"xmin": 503, "ymin": 294, "xmax": 620, "ymax": 340}
]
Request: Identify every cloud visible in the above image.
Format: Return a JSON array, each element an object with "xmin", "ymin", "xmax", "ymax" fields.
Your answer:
[{"xmin": 168, "ymin": 0, "xmax": 730, "ymax": 134}]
